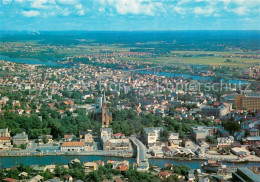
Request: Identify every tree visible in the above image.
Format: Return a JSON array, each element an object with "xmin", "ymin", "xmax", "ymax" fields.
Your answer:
[
  {"xmin": 19, "ymin": 144, "xmax": 27, "ymax": 150},
  {"xmin": 42, "ymin": 135, "xmax": 48, "ymax": 144},
  {"xmin": 86, "ymin": 171, "xmax": 101, "ymax": 182},
  {"xmin": 160, "ymin": 130, "xmax": 169, "ymax": 142}
]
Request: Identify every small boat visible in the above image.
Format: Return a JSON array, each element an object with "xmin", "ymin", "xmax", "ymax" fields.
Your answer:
[{"xmin": 201, "ymin": 160, "xmax": 226, "ymax": 173}]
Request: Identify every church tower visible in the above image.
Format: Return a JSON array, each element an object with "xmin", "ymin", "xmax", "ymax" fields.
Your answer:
[{"xmin": 95, "ymin": 92, "xmax": 112, "ymax": 127}]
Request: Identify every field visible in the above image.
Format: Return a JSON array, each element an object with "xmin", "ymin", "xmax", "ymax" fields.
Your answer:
[
  {"xmin": 0, "ymin": 31, "xmax": 259, "ymax": 68},
  {"xmin": 118, "ymin": 54, "xmax": 260, "ymax": 67}
]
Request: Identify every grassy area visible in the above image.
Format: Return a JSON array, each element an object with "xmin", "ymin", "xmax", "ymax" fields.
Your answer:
[
  {"xmin": 118, "ymin": 55, "xmax": 260, "ymax": 67},
  {"xmin": 1, "ymin": 40, "xmax": 259, "ymax": 67}
]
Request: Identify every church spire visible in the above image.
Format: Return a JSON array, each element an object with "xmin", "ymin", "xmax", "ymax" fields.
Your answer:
[{"xmin": 103, "ymin": 91, "xmax": 106, "ymax": 103}]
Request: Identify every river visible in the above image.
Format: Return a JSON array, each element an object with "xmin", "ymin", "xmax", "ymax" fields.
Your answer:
[
  {"xmin": 0, "ymin": 55, "xmax": 250, "ymax": 84},
  {"xmin": 0, "ymin": 55, "xmax": 59, "ymax": 66},
  {"xmin": 0, "ymin": 155, "xmax": 258, "ymax": 169}
]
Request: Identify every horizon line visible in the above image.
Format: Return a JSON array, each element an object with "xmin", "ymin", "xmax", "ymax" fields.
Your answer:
[{"xmin": 1, "ymin": 30, "xmax": 260, "ymax": 32}]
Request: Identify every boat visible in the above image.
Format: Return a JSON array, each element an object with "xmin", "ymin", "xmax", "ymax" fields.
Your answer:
[{"xmin": 201, "ymin": 160, "xmax": 227, "ymax": 173}]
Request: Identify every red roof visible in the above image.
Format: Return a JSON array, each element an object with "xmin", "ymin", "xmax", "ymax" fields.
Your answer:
[
  {"xmin": 114, "ymin": 133, "xmax": 124, "ymax": 136},
  {"xmin": 159, "ymin": 171, "xmax": 170, "ymax": 176},
  {"xmin": 3, "ymin": 178, "xmax": 18, "ymax": 182},
  {"xmin": 115, "ymin": 178, "xmax": 123, "ymax": 182},
  {"xmin": 64, "ymin": 135, "xmax": 73, "ymax": 139},
  {"xmin": 61, "ymin": 142, "xmax": 85, "ymax": 147},
  {"xmin": 164, "ymin": 163, "xmax": 173, "ymax": 168},
  {"xmin": 0, "ymin": 137, "xmax": 11, "ymax": 140},
  {"xmin": 214, "ymin": 102, "xmax": 220, "ymax": 107},
  {"xmin": 223, "ymin": 103, "xmax": 229, "ymax": 107}
]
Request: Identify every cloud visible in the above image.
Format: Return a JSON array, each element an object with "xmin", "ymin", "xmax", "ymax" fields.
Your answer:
[
  {"xmin": 21, "ymin": 10, "xmax": 40, "ymax": 17},
  {"xmin": 74, "ymin": 3, "xmax": 84, "ymax": 16},
  {"xmin": 230, "ymin": 7, "xmax": 248, "ymax": 15},
  {"xmin": 174, "ymin": 6, "xmax": 186, "ymax": 15},
  {"xmin": 58, "ymin": 0, "xmax": 77, "ymax": 5},
  {"xmin": 77, "ymin": 9, "xmax": 84, "ymax": 15},
  {"xmin": 2, "ymin": 0, "xmax": 12, "ymax": 4},
  {"xmin": 61, "ymin": 7, "xmax": 70, "ymax": 16},
  {"xmin": 31, "ymin": 0, "xmax": 52, "ymax": 9},
  {"xmin": 102, "ymin": 0, "xmax": 160, "ymax": 16},
  {"xmin": 194, "ymin": 7, "xmax": 214, "ymax": 16}
]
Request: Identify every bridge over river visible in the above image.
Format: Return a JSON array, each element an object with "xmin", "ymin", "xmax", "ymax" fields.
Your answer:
[{"xmin": 130, "ymin": 137, "xmax": 149, "ymax": 171}]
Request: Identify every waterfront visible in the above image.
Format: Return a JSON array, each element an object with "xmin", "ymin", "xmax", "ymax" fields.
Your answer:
[
  {"xmin": 0, "ymin": 55, "xmax": 59, "ymax": 66},
  {"xmin": 0, "ymin": 55, "xmax": 250, "ymax": 84},
  {"xmin": 0, "ymin": 155, "xmax": 258, "ymax": 169}
]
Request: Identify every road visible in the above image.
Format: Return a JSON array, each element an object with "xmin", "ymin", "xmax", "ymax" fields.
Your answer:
[
  {"xmin": 130, "ymin": 137, "xmax": 149, "ymax": 171},
  {"xmin": 131, "ymin": 137, "xmax": 147, "ymax": 162}
]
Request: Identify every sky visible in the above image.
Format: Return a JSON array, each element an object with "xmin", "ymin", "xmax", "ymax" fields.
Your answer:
[{"xmin": 0, "ymin": 0, "xmax": 260, "ymax": 31}]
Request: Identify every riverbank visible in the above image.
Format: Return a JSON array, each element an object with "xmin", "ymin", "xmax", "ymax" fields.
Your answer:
[
  {"xmin": 1, "ymin": 152, "xmax": 260, "ymax": 164},
  {"xmin": 0, "ymin": 55, "xmax": 254, "ymax": 84},
  {"xmin": 1, "ymin": 155, "xmax": 259, "ymax": 170}
]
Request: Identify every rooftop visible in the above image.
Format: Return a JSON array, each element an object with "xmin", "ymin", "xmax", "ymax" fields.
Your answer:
[
  {"xmin": 61, "ymin": 142, "xmax": 86, "ymax": 147},
  {"xmin": 236, "ymin": 167, "xmax": 260, "ymax": 182},
  {"xmin": 13, "ymin": 132, "xmax": 28, "ymax": 139}
]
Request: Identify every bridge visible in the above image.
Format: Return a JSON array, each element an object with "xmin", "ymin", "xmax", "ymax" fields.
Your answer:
[
  {"xmin": 123, "ymin": 57, "xmax": 194, "ymax": 75},
  {"xmin": 130, "ymin": 137, "xmax": 149, "ymax": 171}
]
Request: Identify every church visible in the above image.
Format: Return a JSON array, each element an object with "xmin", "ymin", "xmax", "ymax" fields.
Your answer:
[{"xmin": 95, "ymin": 92, "xmax": 112, "ymax": 127}]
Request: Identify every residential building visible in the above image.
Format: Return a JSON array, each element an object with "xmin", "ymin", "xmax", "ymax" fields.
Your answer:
[
  {"xmin": 113, "ymin": 160, "xmax": 129, "ymax": 171},
  {"xmin": 201, "ymin": 103, "xmax": 232, "ymax": 118},
  {"xmin": 103, "ymin": 139, "xmax": 130, "ymax": 151},
  {"xmin": 235, "ymin": 95, "xmax": 260, "ymax": 111},
  {"xmin": 83, "ymin": 162, "xmax": 98, "ymax": 172},
  {"xmin": 80, "ymin": 130, "xmax": 94, "ymax": 143},
  {"xmin": 143, "ymin": 127, "xmax": 164, "ymax": 147},
  {"xmin": 60, "ymin": 142, "xmax": 86, "ymax": 152},
  {"xmin": 0, "ymin": 128, "xmax": 10, "ymax": 137},
  {"xmin": 217, "ymin": 136, "xmax": 234, "ymax": 149},
  {"xmin": 242, "ymin": 137, "xmax": 260, "ymax": 145},
  {"xmin": 249, "ymin": 129, "xmax": 259, "ymax": 137},
  {"xmin": 190, "ymin": 126, "xmax": 223, "ymax": 142},
  {"xmin": 241, "ymin": 119, "xmax": 259, "ymax": 130},
  {"xmin": 63, "ymin": 134, "xmax": 76, "ymax": 142},
  {"xmin": 219, "ymin": 129, "xmax": 230, "ymax": 137},
  {"xmin": 232, "ymin": 167, "xmax": 260, "ymax": 182},
  {"xmin": 168, "ymin": 132, "xmax": 179, "ymax": 147},
  {"xmin": 12, "ymin": 132, "xmax": 28, "ymax": 147},
  {"xmin": 190, "ymin": 126, "xmax": 209, "ymax": 142},
  {"xmin": 38, "ymin": 135, "xmax": 53, "ymax": 144},
  {"xmin": 0, "ymin": 136, "xmax": 11, "ymax": 150}
]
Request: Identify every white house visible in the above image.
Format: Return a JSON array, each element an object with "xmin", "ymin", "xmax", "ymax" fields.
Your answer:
[{"xmin": 143, "ymin": 127, "xmax": 164, "ymax": 147}]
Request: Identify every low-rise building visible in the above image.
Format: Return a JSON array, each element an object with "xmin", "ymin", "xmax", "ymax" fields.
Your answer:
[
  {"xmin": 190, "ymin": 126, "xmax": 209, "ymax": 142},
  {"xmin": 231, "ymin": 147, "xmax": 247, "ymax": 156},
  {"xmin": 0, "ymin": 128, "xmax": 10, "ymax": 137},
  {"xmin": 38, "ymin": 135, "xmax": 53, "ymax": 144},
  {"xmin": 217, "ymin": 136, "xmax": 234, "ymax": 149},
  {"xmin": 100, "ymin": 128, "xmax": 113, "ymax": 141},
  {"xmin": 190, "ymin": 126, "xmax": 223, "ymax": 142},
  {"xmin": 232, "ymin": 167, "xmax": 260, "ymax": 182},
  {"xmin": 80, "ymin": 130, "xmax": 94, "ymax": 143},
  {"xmin": 143, "ymin": 127, "xmax": 164, "ymax": 147},
  {"xmin": 12, "ymin": 132, "xmax": 28, "ymax": 147},
  {"xmin": 83, "ymin": 162, "xmax": 98, "ymax": 172},
  {"xmin": 201, "ymin": 103, "xmax": 232, "ymax": 118},
  {"xmin": 60, "ymin": 142, "xmax": 86, "ymax": 152},
  {"xmin": 242, "ymin": 136, "xmax": 260, "ymax": 145},
  {"xmin": 103, "ymin": 139, "xmax": 130, "ymax": 151},
  {"xmin": 168, "ymin": 132, "xmax": 179, "ymax": 147}
]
